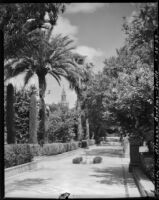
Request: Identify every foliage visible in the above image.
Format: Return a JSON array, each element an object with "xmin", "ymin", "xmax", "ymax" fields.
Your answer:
[
  {"xmin": 81, "ymin": 140, "xmax": 88, "ymax": 148},
  {"xmin": 140, "ymin": 153, "xmax": 154, "ymax": 183},
  {"xmin": 87, "ymin": 139, "xmax": 95, "ymax": 146},
  {"xmin": 93, "ymin": 156, "xmax": 102, "ymax": 164},
  {"xmin": 6, "ymin": 83, "xmax": 15, "ymax": 144},
  {"xmin": 5, "ymin": 144, "xmax": 33, "ymax": 168},
  {"xmin": 47, "ymin": 107, "xmax": 78, "ymax": 143},
  {"xmin": 41, "ymin": 142, "xmax": 79, "ymax": 156},
  {"xmin": 29, "ymin": 92, "xmax": 38, "ymax": 143},
  {"xmin": 1, "ymin": 3, "xmax": 67, "ymax": 59},
  {"xmin": 14, "ymin": 86, "xmax": 39, "ymax": 144},
  {"xmin": 83, "ymin": 3, "xmax": 156, "ymax": 148},
  {"xmin": 72, "ymin": 157, "xmax": 83, "ymax": 164}
]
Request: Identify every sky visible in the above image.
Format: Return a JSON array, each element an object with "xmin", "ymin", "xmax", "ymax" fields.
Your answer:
[{"xmin": 6, "ymin": 3, "xmax": 141, "ymax": 108}]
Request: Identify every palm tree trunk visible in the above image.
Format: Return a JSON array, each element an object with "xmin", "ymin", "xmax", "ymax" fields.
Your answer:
[{"xmin": 38, "ymin": 74, "xmax": 46, "ymax": 144}]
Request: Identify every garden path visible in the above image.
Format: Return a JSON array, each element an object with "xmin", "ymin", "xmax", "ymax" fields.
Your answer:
[{"xmin": 5, "ymin": 137, "xmax": 140, "ymax": 198}]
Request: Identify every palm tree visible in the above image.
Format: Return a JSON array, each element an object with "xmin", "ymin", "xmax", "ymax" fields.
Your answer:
[
  {"xmin": 64, "ymin": 53, "xmax": 94, "ymax": 141},
  {"xmin": 4, "ymin": 28, "xmax": 77, "ymax": 144}
]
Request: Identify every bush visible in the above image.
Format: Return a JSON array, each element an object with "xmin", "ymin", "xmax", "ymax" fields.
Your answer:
[
  {"xmin": 5, "ymin": 144, "xmax": 33, "ymax": 168},
  {"xmin": 140, "ymin": 153, "xmax": 154, "ymax": 183},
  {"xmin": 5, "ymin": 142, "xmax": 80, "ymax": 168},
  {"xmin": 72, "ymin": 157, "xmax": 83, "ymax": 164},
  {"xmin": 81, "ymin": 140, "xmax": 88, "ymax": 148},
  {"xmin": 93, "ymin": 156, "xmax": 102, "ymax": 164},
  {"xmin": 28, "ymin": 144, "xmax": 42, "ymax": 156},
  {"xmin": 41, "ymin": 142, "xmax": 79, "ymax": 156},
  {"xmin": 88, "ymin": 139, "xmax": 95, "ymax": 146}
]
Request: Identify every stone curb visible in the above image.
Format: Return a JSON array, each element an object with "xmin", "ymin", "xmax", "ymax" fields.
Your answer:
[
  {"xmin": 5, "ymin": 160, "xmax": 38, "ymax": 179},
  {"xmin": 132, "ymin": 167, "xmax": 154, "ymax": 197}
]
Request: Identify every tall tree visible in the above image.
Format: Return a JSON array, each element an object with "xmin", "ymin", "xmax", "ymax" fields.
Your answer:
[
  {"xmin": 29, "ymin": 91, "xmax": 38, "ymax": 143},
  {"xmin": 64, "ymin": 53, "xmax": 93, "ymax": 140},
  {"xmin": 6, "ymin": 83, "xmax": 15, "ymax": 143}
]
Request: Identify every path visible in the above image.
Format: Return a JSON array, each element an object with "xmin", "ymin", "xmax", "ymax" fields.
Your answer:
[{"xmin": 5, "ymin": 137, "xmax": 140, "ymax": 198}]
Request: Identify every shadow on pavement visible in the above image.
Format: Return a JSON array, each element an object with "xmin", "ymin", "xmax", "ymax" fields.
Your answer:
[
  {"xmin": 6, "ymin": 178, "xmax": 51, "ymax": 193},
  {"xmin": 85, "ymin": 148, "xmax": 124, "ymax": 157},
  {"xmin": 91, "ymin": 166, "xmax": 136, "ymax": 187}
]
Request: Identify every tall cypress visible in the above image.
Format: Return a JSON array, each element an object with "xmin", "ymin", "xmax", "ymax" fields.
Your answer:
[
  {"xmin": 6, "ymin": 83, "xmax": 15, "ymax": 143},
  {"xmin": 29, "ymin": 92, "xmax": 37, "ymax": 143}
]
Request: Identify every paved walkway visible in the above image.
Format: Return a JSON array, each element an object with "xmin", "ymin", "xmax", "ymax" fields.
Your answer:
[{"xmin": 5, "ymin": 139, "xmax": 140, "ymax": 198}]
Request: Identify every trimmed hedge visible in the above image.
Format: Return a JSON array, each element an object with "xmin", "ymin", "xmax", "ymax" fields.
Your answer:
[
  {"xmin": 81, "ymin": 140, "xmax": 88, "ymax": 148},
  {"xmin": 88, "ymin": 139, "xmax": 95, "ymax": 146},
  {"xmin": 5, "ymin": 142, "xmax": 79, "ymax": 168},
  {"xmin": 5, "ymin": 144, "xmax": 33, "ymax": 168},
  {"xmin": 72, "ymin": 157, "xmax": 83, "ymax": 164},
  {"xmin": 93, "ymin": 156, "xmax": 102, "ymax": 164}
]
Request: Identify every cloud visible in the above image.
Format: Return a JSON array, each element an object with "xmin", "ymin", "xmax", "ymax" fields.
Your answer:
[
  {"xmin": 126, "ymin": 10, "xmax": 138, "ymax": 24},
  {"xmin": 73, "ymin": 45, "xmax": 105, "ymax": 73},
  {"xmin": 66, "ymin": 3, "xmax": 109, "ymax": 14},
  {"xmin": 52, "ymin": 16, "xmax": 78, "ymax": 43},
  {"xmin": 74, "ymin": 45, "xmax": 104, "ymax": 61}
]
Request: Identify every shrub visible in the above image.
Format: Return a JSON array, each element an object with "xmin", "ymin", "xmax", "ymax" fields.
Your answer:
[
  {"xmin": 41, "ymin": 142, "xmax": 79, "ymax": 156},
  {"xmin": 88, "ymin": 139, "xmax": 95, "ymax": 146},
  {"xmin": 93, "ymin": 156, "xmax": 102, "ymax": 164},
  {"xmin": 5, "ymin": 144, "xmax": 33, "ymax": 168},
  {"xmin": 72, "ymin": 157, "xmax": 83, "ymax": 164},
  {"xmin": 81, "ymin": 140, "xmax": 88, "ymax": 148},
  {"xmin": 28, "ymin": 144, "xmax": 42, "ymax": 156},
  {"xmin": 5, "ymin": 142, "xmax": 80, "ymax": 168},
  {"xmin": 140, "ymin": 153, "xmax": 154, "ymax": 183}
]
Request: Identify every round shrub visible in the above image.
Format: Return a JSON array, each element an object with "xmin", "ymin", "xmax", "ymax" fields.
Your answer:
[
  {"xmin": 72, "ymin": 157, "xmax": 83, "ymax": 164},
  {"xmin": 81, "ymin": 140, "xmax": 88, "ymax": 148},
  {"xmin": 93, "ymin": 156, "xmax": 102, "ymax": 164}
]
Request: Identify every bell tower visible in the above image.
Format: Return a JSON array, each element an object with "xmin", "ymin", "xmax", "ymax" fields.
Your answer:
[{"xmin": 61, "ymin": 87, "xmax": 69, "ymax": 108}]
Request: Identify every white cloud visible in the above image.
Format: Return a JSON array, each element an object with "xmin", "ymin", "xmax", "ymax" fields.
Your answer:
[
  {"xmin": 66, "ymin": 3, "xmax": 109, "ymax": 14},
  {"xmin": 52, "ymin": 16, "xmax": 78, "ymax": 43},
  {"xmin": 73, "ymin": 45, "xmax": 105, "ymax": 73},
  {"xmin": 74, "ymin": 45, "xmax": 104, "ymax": 61},
  {"xmin": 126, "ymin": 10, "xmax": 138, "ymax": 24}
]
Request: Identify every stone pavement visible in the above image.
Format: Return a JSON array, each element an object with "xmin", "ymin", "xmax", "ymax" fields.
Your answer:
[{"xmin": 5, "ymin": 139, "xmax": 140, "ymax": 198}]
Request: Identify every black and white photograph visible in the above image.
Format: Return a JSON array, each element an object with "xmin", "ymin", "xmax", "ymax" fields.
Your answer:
[{"xmin": 2, "ymin": 2, "xmax": 158, "ymax": 199}]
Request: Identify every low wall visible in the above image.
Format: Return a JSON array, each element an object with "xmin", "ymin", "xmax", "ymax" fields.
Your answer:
[{"xmin": 5, "ymin": 160, "xmax": 37, "ymax": 179}]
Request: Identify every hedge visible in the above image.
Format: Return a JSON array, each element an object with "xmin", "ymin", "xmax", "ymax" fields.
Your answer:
[
  {"xmin": 88, "ymin": 139, "xmax": 95, "ymax": 146},
  {"xmin": 5, "ymin": 144, "xmax": 33, "ymax": 168},
  {"xmin": 5, "ymin": 142, "xmax": 79, "ymax": 168}
]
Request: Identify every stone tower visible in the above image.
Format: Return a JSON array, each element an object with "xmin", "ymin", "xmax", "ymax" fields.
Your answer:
[{"xmin": 61, "ymin": 87, "xmax": 69, "ymax": 108}]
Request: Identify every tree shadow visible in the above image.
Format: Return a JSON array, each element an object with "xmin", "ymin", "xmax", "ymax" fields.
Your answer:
[
  {"xmin": 84, "ymin": 148, "xmax": 124, "ymax": 157},
  {"xmin": 91, "ymin": 166, "xmax": 136, "ymax": 188},
  {"xmin": 6, "ymin": 178, "xmax": 51, "ymax": 193}
]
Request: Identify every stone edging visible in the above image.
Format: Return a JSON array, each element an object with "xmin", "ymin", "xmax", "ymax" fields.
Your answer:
[
  {"xmin": 132, "ymin": 167, "xmax": 154, "ymax": 197},
  {"xmin": 5, "ymin": 160, "xmax": 38, "ymax": 179}
]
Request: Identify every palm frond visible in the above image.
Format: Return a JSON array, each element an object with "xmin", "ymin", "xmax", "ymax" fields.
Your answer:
[
  {"xmin": 4, "ymin": 59, "xmax": 29, "ymax": 80},
  {"xmin": 23, "ymin": 70, "xmax": 34, "ymax": 87}
]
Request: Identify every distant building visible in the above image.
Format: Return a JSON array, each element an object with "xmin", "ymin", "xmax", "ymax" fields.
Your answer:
[{"xmin": 60, "ymin": 87, "xmax": 69, "ymax": 109}]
